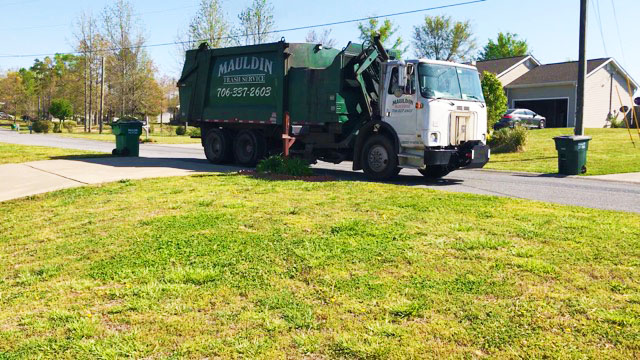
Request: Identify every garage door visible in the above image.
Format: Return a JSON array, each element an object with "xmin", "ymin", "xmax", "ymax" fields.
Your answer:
[{"xmin": 513, "ymin": 99, "xmax": 569, "ymax": 128}]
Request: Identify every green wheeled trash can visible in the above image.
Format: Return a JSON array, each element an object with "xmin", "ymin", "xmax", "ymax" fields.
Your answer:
[
  {"xmin": 112, "ymin": 120, "xmax": 143, "ymax": 157},
  {"xmin": 553, "ymin": 135, "xmax": 592, "ymax": 175}
]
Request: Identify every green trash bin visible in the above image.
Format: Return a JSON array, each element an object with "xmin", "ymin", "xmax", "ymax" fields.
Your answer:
[
  {"xmin": 112, "ymin": 120, "xmax": 143, "ymax": 157},
  {"xmin": 553, "ymin": 135, "xmax": 592, "ymax": 175}
]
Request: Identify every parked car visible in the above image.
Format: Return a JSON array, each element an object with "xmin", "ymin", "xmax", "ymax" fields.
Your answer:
[
  {"xmin": 494, "ymin": 109, "xmax": 546, "ymax": 130},
  {"xmin": 0, "ymin": 112, "xmax": 15, "ymax": 120}
]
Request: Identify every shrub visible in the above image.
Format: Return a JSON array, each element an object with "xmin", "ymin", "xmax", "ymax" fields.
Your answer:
[
  {"xmin": 32, "ymin": 120, "xmax": 53, "ymax": 134},
  {"xmin": 53, "ymin": 123, "xmax": 62, "ymax": 133},
  {"xmin": 63, "ymin": 121, "xmax": 75, "ymax": 133},
  {"xmin": 482, "ymin": 71, "xmax": 508, "ymax": 130},
  {"xmin": 488, "ymin": 126, "xmax": 528, "ymax": 153},
  {"xmin": 257, "ymin": 155, "xmax": 314, "ymax": 177},
  {"xmin": 175, "ymin": 126, "xmax": 187, "ymax": 136},
  {"xmin": 188, "ymin": 127, "xmax": 201, "ymax": 137}
]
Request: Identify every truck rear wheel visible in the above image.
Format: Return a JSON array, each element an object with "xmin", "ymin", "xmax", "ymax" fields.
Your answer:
[
  {"xmin": 204, "ymin": 129, "xmax": 232, "ymax": 164},
  {"xmin": 233, "ymin": 130, "xmax": 266, "ymax": 167},
  {"xmin": 362, "ymin": 135, "xmax": 400, "ymax": 180},
  {"xmin": 419, "ymin": 166, "xmax": 451, "ymax": 179}
]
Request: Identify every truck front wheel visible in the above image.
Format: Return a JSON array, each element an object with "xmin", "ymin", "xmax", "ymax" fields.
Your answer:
[
  {"xmin": 204, "ymin": 129, "xmax": 232, "ymax": 164},
  {"xmin": 233, "ymin": 130, "xmax": 266, "ymax": 167},
  {"xmin": 362, "ymin": 135, "xmax": 400, "ymax": 180}
]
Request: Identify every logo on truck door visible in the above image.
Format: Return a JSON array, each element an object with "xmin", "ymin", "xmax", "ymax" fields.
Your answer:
[{"xmin": 391, "ymin": 98, "xmax": 415, "ymax": 114}]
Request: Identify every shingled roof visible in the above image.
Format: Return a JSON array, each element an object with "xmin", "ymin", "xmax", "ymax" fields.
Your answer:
[
  {"xmin": 507, "ymin": 58, "xmax": 610, "ymax": 86},
  {"xmin": 473, "ymin": 56, "xmax": 529, "ymax": 76}
]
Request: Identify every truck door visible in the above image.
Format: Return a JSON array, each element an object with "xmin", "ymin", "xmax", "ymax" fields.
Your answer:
[{"xmin": 383, "ymin": 64, "xmax": 419, "ymax": 149}]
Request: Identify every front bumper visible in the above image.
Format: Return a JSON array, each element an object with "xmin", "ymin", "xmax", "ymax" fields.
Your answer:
[
  {"xmin": 424, "ymin": 142, "xmax": 490, "ymax": 169},
  {"xmin": 465, "ymin": 144, "xmax": 491, "ymax": 169}
]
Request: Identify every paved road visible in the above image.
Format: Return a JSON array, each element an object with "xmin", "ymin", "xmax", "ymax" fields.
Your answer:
[{"xmin": 2, "ymin": 130, "xmax": 640, "ymax": 213}]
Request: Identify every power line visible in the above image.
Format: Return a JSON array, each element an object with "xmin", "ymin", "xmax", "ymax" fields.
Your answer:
[
  {"xmin": 0, "ymin": 0, "xmax": 487, "ymax": 59},
  {"xmin": 0, "ymin": 5, "xmax": 199, "ymax": 32},
  {"xmin": 609, "ymin": 0, "xmax": 626, "ymax": 64},
  {"xmin": 591, "ymin": 0, "xmax": 607, "ymax": 55}
]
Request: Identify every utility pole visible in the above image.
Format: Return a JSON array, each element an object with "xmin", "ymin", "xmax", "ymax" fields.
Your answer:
[
  {"xmin": 84, "ymin": 52, "xmax": 88, "ymax": 133},
  {"xmin": 99, "ymin": 56, "xmax": 105, "ymax": 134},
  {"xmin": 88, "ymin": 54, "xmax": 93, "ymax": 134},
  {"xmin": 575, "ymin": 0, "xmax": 588, "ymax": 136}
]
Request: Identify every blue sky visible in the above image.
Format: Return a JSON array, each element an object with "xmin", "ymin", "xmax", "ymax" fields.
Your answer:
[{"xmin": 1, "ymin": 0, "xmax": 638, "ymax": 96}]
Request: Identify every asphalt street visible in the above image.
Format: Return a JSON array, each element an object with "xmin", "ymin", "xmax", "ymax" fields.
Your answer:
[{"xmin": 2, "ymin": 130, "xmax": 640, "ymax": 213}]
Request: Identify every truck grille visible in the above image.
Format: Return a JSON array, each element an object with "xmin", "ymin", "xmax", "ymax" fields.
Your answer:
[{"xmin": 449, "ymin": 114, "xmax": 476, "ymax": 145}]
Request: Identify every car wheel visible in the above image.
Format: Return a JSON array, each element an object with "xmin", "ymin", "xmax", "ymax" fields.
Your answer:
[
  {"xmin": 204, "ymin": 128, "xmax": 232, "ymax": 164},
  {"xmin": 233, "ymin": 130, "xmax": 266, "ymax": 167},
  {"xmin": 538, "ymin": 120, "xmax": 546, "ymax": 129},
  {"xmin": 362, "ymin": 135, "xmax": 400, "ymax": 180},
  {"xmin": 419, "ymin": 166, "xmax": 451, "ymax": 179}
]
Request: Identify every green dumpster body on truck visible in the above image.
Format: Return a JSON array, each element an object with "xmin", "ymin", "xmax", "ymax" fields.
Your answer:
[
  {"xmin": 179, "ymin": 41, "xmax": 369, "ymax": 129},
  {"xmin": 554, "ymin": 135, "xmax": 592, "ymax": 175},
  {"xmin": 112, "ymin": 120, "xmax": 143, "ymax": 157}
]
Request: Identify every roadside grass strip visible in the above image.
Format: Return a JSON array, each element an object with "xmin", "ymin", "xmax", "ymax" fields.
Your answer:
[
  {"xmin": 56, "ymin": 132, "xmax": 201, "ymax": 145},
  {"xmin": 485, "ymin": 128, "xmax": 640, "ymax": 175},
  {"xmin": 0, "ymin": 142, "xmax": 106, "ymax": 165},
  {"xmin": 0, "ymin": 174, "xmax": 639, "ymax": 358}
]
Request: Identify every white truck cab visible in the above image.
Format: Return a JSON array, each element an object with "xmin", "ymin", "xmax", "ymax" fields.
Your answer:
[{"xmin": 379, "ymin": 59, "xmax": 490, "ymax": 177}]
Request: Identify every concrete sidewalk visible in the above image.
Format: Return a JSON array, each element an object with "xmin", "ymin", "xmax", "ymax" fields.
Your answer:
[
  {"xmin": 0, "ymin": 157, "xmax": 237, "ymax": 202},
  {"xmin": 589, "ymin": 172, "xmax": 640, "ymax": 184}
]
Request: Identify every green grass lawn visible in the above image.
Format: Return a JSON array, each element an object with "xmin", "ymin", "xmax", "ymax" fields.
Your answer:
[
  {"xmin": 1, "ymin": 175, "xmax": 639, "ymax": 358},
  {"xmin": 485, "ymin": 128, "xmax": 640, "ymax": 175},
  {"xmin": 54, "ymin": 132, "xmax": 201, "ymax": 145},
  {"xmin": 0, "ymin": 142, "xmax": 106, "ymax": 165}
]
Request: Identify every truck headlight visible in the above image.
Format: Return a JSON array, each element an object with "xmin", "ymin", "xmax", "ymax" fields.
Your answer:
[{"xmin": 430, "ymin": 132, "xmax": 439, "ymax": 143}]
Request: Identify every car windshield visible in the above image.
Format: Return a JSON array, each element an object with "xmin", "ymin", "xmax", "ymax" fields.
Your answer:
[
  {"xmin": 418, "ymin": 63, "xmax": 485, "ymax": 102},
  {"xmin": 505, "ymin": 109, "xmax": 517, "ymax": 115}
]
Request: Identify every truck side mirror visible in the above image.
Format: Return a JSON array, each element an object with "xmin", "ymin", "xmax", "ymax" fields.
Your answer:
[{"xmin": 397, "ymin": 65, "xmax": 407, "ymax": 88}]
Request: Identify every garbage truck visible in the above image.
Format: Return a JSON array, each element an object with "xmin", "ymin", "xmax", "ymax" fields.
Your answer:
[{"xmin": 178, "ymin": 37, "xmax": 490, "ymax": 180}]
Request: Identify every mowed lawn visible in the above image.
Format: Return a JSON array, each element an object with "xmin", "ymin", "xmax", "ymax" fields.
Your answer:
[
  {"xmin": 0, "ymin": 142, "xmax": 106, "ymax": 165},
  {"xmin": 1, "ymin": 175, "xmax": 639, "ymax": 358},
  {"xmin": 485, "ymin": 128, "xmax": 640, "ymax": 175},
  {"xmin": 55, "ymin": 132, "xmax": 201, "ymax": 145}
]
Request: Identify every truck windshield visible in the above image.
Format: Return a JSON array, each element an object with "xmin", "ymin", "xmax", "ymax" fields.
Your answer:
[{"xmin": 418, "ymin": 63, "xmax": 485, "ymax": 102}]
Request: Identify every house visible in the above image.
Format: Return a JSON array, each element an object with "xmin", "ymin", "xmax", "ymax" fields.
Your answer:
[{"xmin": 474, "ymin": 55, "xmax": 639, "ymax": 128}]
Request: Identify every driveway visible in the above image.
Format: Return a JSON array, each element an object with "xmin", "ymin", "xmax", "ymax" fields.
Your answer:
[{"xmin": 2, "ymin": 130, "xmax": 640, "ymax": 213}]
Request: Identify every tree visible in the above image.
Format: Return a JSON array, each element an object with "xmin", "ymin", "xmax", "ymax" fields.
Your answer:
[
  {"xmin": 75, "ymin": 10, "xmax": 106, "ymax": 131},
  {"xmin": 412, "ymin": 15, "xmax": 475, "ymax": 62},
  {"xmin": 481, "ymin": 71, "xmax": 507, "ymax": 130},
  {"xmin": 0, "ymin": 72, "xmax": 28, "ymax": 118},
  {"xmin": 49, "ymin": 99, "xmax": 73, "ymax": 123},
  {"xmin": 305, "ymin": 29, "xmax": 337, "ymax": 48},
  {"xmin": 478, "ymin": 32, "xmax": 528, "ymax": 61},
  {"xmin": 181, "ymin": 0, "xmax": 233, "ymax": 51},
  {"xmin": 358, "ymin": 18, "xmax": 405, "ymax": 55},
  {"xmin": 102, "ymin": 0, "xmax": 147, "ymax": 118},
  {"xmin": 237, "ymin": 0, "xmax": 275, "ymax": 45}
]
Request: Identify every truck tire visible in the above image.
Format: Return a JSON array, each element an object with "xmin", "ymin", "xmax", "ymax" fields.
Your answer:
[
  {"xmin": 361, "ymin": 135, "xmax": 400, "ymax": 180},
  {"xmin": 419, "ymin": 166, "xmax": 451, "ymax": 179},
  {"xmin": 204, "ymin": 129, "xmax": 233, "ymax": 164},
  {"xmin": 233, "ymin": 130, "xmax": 266, "ymax": 167}
]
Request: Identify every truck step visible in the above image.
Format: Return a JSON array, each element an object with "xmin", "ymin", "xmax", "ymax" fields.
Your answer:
[{"xmin": 398, "ymin": 153, "xmax": 423, "ymax": 159}]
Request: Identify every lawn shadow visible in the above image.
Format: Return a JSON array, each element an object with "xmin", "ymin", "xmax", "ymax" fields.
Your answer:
[
  {"xmin": 58, "ymin": 156, "xmax": 245, "ymax": 174},
  {"xmin": 56, "ymin": 156, "xmax": 464, "ymax": 188}
]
